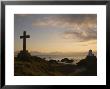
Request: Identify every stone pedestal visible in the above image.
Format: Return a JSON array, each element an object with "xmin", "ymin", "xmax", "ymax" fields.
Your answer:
[{"xmin": 17, "ymin": 50, "xmax": 31, "ymax": 60}]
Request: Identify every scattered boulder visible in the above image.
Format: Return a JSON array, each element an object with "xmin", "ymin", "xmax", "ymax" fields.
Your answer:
[
  {"xmin": 48, "ymin": 60, "xmax": 58, "ymax": 64},
  {"xmin": 61, "ymin": 58, "xmax": 74, "ymax": 63}
]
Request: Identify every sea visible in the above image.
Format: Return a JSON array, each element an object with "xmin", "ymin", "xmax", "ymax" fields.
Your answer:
[
  {"xmin": 31, "ymin": 54, "xmax": 86, "ymax": 64},
  {"xmin": 14, "ymin": 52, "xmax": 90, "ymax": 64}
]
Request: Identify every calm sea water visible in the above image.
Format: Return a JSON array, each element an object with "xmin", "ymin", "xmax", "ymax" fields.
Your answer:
[
  {"xmin": 31, "ymin": 54, "xmax": 86, "ymax": 64},
  {"xmin": 15, "ymin": 52, "xmax": 90, "ymax": 64}
]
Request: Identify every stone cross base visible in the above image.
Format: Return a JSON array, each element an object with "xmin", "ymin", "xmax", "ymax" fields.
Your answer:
[{"xmin": 17, "ymin": 50, "xmax": 31, "ymax": 60}]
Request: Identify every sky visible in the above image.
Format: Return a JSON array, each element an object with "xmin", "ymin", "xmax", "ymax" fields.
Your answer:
[{"xmin": 14, "ymin": 14, "xmax": 97, "ymax": 54}]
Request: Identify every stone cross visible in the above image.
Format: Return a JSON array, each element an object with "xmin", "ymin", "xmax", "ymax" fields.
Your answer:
[{"xmin": 20, "ymin": 31, "xmax": 30, "ymax": 52}]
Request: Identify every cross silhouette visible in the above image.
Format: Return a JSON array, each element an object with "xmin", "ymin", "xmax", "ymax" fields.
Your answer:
[{"xmin": 20, "ymin": 31, "xmax": 30, "ymax": 52}]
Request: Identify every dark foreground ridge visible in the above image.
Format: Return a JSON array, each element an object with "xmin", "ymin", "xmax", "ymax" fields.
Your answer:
[{"xmin": 14, "ymin": 50, "xmax": 97, "ymax": 76}]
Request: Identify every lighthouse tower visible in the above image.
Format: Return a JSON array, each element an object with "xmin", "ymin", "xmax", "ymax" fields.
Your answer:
[{"xmin": 88, "ymin": 49, "xmax": 94, "ymax": 56}]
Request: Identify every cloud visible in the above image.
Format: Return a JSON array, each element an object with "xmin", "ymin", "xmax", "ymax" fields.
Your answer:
[
  {"xmin": 32, "ymin": 14, "xmax": 97, "ymax": 42},
  {"xmin": 63, "ymin": 27, "xmax": 96, "ymax": 42}
]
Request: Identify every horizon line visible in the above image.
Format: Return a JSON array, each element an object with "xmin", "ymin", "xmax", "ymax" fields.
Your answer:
[{"xmin": 14, "ymin": 50, "xmax": 97, "ymax": 53}]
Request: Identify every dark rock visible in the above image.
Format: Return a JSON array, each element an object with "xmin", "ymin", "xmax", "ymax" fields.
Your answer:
[
  {"xmin": 48, "ymin": 60, "xmax": 58, "ymax": 64},
  {"xmin": 61, "ymin": 58, "xmax": 74, "ymax": 63}
]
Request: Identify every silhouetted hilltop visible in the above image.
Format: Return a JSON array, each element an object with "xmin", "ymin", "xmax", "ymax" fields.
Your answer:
[{"xmin": 77, "ymin": 50, "xmax": 97, "ymax": 76}]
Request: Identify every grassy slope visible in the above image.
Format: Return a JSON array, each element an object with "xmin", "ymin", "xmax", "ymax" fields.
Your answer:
[
  {"xmin": 14, "ymin": 56, "xmax": 97, "ymax": 76},
  {"xmin": 14, "ymin": 57, "xmax": 78, "ymax": 76}
]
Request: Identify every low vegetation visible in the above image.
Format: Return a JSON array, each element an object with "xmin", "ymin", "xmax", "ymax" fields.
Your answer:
[{"xmin": 14, "ymin": 56, "xmax": 97, "ymax": 76}]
